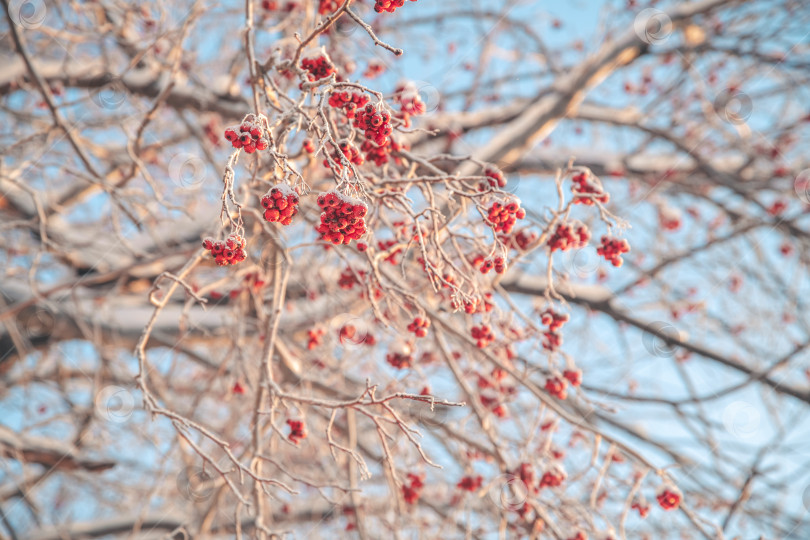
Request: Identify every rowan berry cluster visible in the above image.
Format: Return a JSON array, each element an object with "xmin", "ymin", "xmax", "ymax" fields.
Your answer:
[
  {"xmin": 541, "ymin": 309, "xmax": 569, "ymax": 331},
  {"xmin": 223, "ymin": 114, "xmax": 269, "ymax": 154},
  {"xmin": 543, "ymin": 331, "xmax": 562, "ymax": 352},
  {"xmin": 658, "ymin": 207, "xmax": 682, "ymax": 231},
  {"xmin": 340, "ymin": 324, "xmax": 373, "ymax": 346},
  {"xmin": 286, "ymin": 419, "xmax": 306, "ymax": 444},
  {"xmin": 374, "ymin": 0, "xmax": 416, "ymax": 14},
  {"xmin": 545, "ymin": 375, "xmax": 568, "ymax": 399},
  {"xmin": 596, "ymin": 236, "xmax": 630, "ymax": 267},
  {"xmin": 301, "ymin": 55, "xmax": 337, "ymax": 82},
  {"xmin": 316, "ymin": 191, "xmax": 368, "ymax": 245},
  {"xmin": 656, "ymin": 485, "xmax": 681, "ymax": 511},
  {"xmin": 515, "ymin": 463, "xmax": 537, "ymax": 493},
  {"xmin": 454, "ymin": 292, "xmax": 494, "ymax": 315},
  {"xmin": 480, "ymin": 167, "xmax": 506, "ymax": 191},
  {"xmin": 377, "ymin": 239, "xmax": 402, "ymax": 265},
  {"xmin": 392, "ymin": 82, "xmax": 426, "ymax": 128},
  {"xmin": 261, "ymin": 184, "xmax": 299, "ymax": 225},
  {"xmin": 318, "ymin": 0, "xmax": 339, "ymax": 14},
  {"xmin": 457, "ymin": 475, "xmax": 483, "ymax": 492},
  {"xmin": 571, "ymin": 171, "xmax": 609, "ymax": 205},
  {"xmin": 768, "ymin": 199, "xmax": 788, "ymax": 216},
  {"xmin": 361, "ymin": 137, "xmax": 407, "ymax": 167},
  {"xmin": 501, "ymin": 229, "xmax": 538, "ymax": 251},
  {"xmin": 563, "ymin": 368, "xmax": 582, "ymax": 387},
  {"xmin": 338, "ymin": 267, "xmax": 364, "ymax": 290},
  {"xmin": 486, "ymin": 199, "xmax": 525, "ymax": 234},
  {"xmin": 632, "ymin": 501, "xmax": 650, "ymax": 518},
  {"xmin": 479, "ymin": 256, "xmax": 507, "ymax": 274},
  {"xmin": 395, "ymin": 83, "xmax": 427, "ymax": 115},
  {"xmin": 407, "ymin": 317, "xmax": 430, "ymax": 338},
  {"xmin": 547, "ymin": 222, "xmax": 590, "ymax": 252},
  {"xmin": 471, "ymin": 324, "xmax": 495, "ymax": 348},
  {"xmin": 353, "ymin": 103, "xmax": 393, "ymax": 146},
  {"xmin": 386, "ymin": 351, "xmax": 412, "ymax": 369},
  {"xmin": 402, "ymin": 473, "xmax": 424, "ymax": 504},
  {"xmin": 328, "ymin": 90, "xmax": 369, "ymax": 119},
  {"xmin": 477, "ymin": 367, "xmax": 508, "ymax": 389},
  {"xmin": 363, "ymin": 61, "xmax": 385, "ymax": 79},
  {"xmin": 566, "ymin": 532, "xmax": 587, "ymax": 540},
  {"xmin": 480, "ymin": 394, "xmax": 507, "ymax": 418},
  {"xmin": 539, "ymin": 465, "xmax": 566, "ymax": 488},
  {"xmin": 202, "ymin": 234, "xmax": 247, "ymax": 266},
  {"xmin": 307, "ymin": 328, "xmax": 325, "ymax": 350},
  {"xmin": 324, "ymin": 141, "xmax": 364, "ymax": 171}
]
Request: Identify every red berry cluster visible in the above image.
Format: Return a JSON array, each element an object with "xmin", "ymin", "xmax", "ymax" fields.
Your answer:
[
  {"xmin": 286, "ymin": 419, "xmax": 306, "ymax": 444},
  {"xmin": 457, "ymin": 475, "xmax": 483, "ymax": 492},
  {"xmin": 363, "ymin": 61, "xmax": 386, "ymax": 79},
  {"xmin": 477, "ymin": 367, "xmax": 508, "ymax": 389},
  {"xmin": 539, "ymin": 465, "xmax": 566, "ymax": 489},
  {"xmin": 328, "ymin": 90, "xmax": 370, "ymax": 119},
  {"xmin": 480, "ymin": 167, "xmax": 506, "ymax": 191},
  {"xmin": 361, "ymin": 137, "xmax": 407, "ymax": 167},
  {"xmin": 656, "ymin": 485, "xmax": 681, "ymax": 511},
  {"xmin": 354, "ymin": 103, "xmax": 393, "ymax": 146},
  {"xmin": 338, "ymin": 267, "xmax": 366, "ymax": 289},
  {"xmin": 486, "ymin": 199, "xmax": 525, "ymax": 234},
  {"xmin": 515, "ymin": 462, "xmax": 537, "ymax": 494},
  {"xmin": 547, "ymin": 222, "xmax": 590, "ymax": 252},
  {"xmin": 596, "ymin": 236, "xmax": 630, "ymax": 267},
  {"xmin": 339, "ymin": 324, "xmax": 374, "ymax": 346},
  {"xmin": 563, "ymin": 368, "xmax": 582, "ymax": 387},
  {"xmin": 454, "ymin": 292, "xmax": 494, "ymax": 315},
  {"xmin": 224, "ymin": 114, "xmax": 269, "ymax": 154},
  {"xmin": 540, "ymin": 309, "xmax": 567, "ymax": 351},
  {"xmin": 541, "ymin": 309, "xmax": 569, "ymax": 331},
  {"xmin": 301, "ymin": 55, "xmax": 337, "ymax": 82},
  {"xmin": 768, "ymin": 199, "xmax": 788, "ymax": 216},
  {"xmin": 402, "ymin": 473, "xmax": 424, "ymax": 504},
  {"xmin": 658, "ymin": 206, "xmax": 682, "ymax": 231},
  {"xmin": 202, "ymin": 234, "xmax": 247, "ymax": 266},
  {"xmin": 316, "ymin": 191, "xmax": 368, "ymax": 245},
  {"xmin": 377, "ymin": 239, "xmax": 402, "ymax": 265},
  {"xmin": 471, "ymin": 324, "xmax": 495, "ymax": 348},
  {"xmin": 545, "ymin": 375, "xmax": 568, "ymax": 399},
  {"xmin": 393, "ymin": 82, "xmax": 427, "ymax": 127},
  {"xmin": 566, "ymin": 532, "xmax": 587, "ymax": 540},
  {"xmin": 479, "ymin": 256, "xmax": 507, "ymax": 274},
  {"xmin": 307, "ymin": 328, "xmax": 325, "ymax": 350},
  {"xmin": 632, "ymin": 501, "xmax": 650, "ymax": 518},
  {"xmin": 261, "ymin": 184, "xmax": 299, "ymax": 225},
  {"xmin": 386, "ymin": 351, "xmax": 413, "ymax": 369},
  {"xmin": 501, "ymin": 229, "xmax": 538, "ymax": 251},
  {"xmin": 480, "ymin": 394, "xmax": 507, "ymax": 418},
  {"xmin": 318, "ymin": 0, "xmax": 339, "ymax": 14},
  {"xmin": 571, "ymin": 172, "xmax": 609, "ymax": 205},
  {"xmin": 543, "ymin": 331, "xmax": 562, "ymax": 352},
  {"xmin": 324, "ymin": 141, "xmax": 364, "ymax": 171},
  {"xmin": 407, "ymin": 317, "xmax": 430, "ymax": 338},
  {"xmin": 261, "ymin": 0, "xmax": 278, "ymax": 10},
  {"xmin": 374, "ymin": 0, "xmax": 416, "ymax": 14}
]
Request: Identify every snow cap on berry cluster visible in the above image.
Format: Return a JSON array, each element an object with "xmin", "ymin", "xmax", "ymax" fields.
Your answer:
[
  {"xmin": 316, "ymin": 190, "xmax": 369, "ymax": 245},
  {"xmin": 261, "ymin": 183, "xmax": 300, "ymax": 226},
  {"xmin": 202, "ymin": 234, "xmax": 247, "ymax": 266},
  {"xmin": 223, "ymin": 114, "xmax": 269, "ymax": 154}
]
